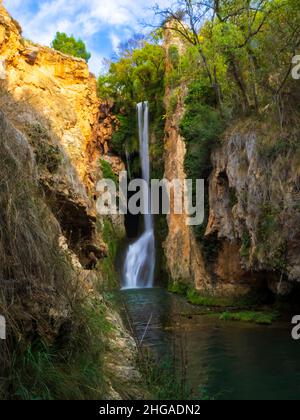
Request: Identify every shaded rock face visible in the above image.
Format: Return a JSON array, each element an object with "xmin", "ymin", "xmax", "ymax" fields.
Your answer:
[
  {"xmin": 207, "ymin": 126, "xmax": 300, "ymax": 295},
  {"xmin": 0, "ymin": 111, "xmax": 73, "ymax": 344}
]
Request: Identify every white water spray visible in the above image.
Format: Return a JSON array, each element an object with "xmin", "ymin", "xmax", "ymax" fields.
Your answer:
[{"xmin": 123, "ymin": 102, "xmax": 155, "ymax": 289}]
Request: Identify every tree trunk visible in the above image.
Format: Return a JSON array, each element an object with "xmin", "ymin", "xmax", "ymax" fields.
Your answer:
[{"xmin": 229, "ymin": 53, "xmax": 250, "ymax": 112}]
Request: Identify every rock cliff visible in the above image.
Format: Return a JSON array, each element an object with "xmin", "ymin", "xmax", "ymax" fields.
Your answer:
[
  {"xmin": 163, "ymin": 26, "xmax": 211, "ymax": 293},
  {"xmin": 207, "ymin": 121, "xmax": 300, "ymax": 296},
  {"xmin": 163, "ymin": 28, "xmax": 300, "ymax": 298},
  {"xmin": 0, "ymin": 3, "xmax": 143, "ymax": 400}
]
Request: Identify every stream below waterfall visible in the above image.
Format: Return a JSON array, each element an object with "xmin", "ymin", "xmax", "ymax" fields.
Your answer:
[
  {"xmin": 119, "ymin": 101, "xmax": 300, "ymax": 400},
  {"xmin": 118, "ymin": 288, "xmax": 300, "ymax": 400}
]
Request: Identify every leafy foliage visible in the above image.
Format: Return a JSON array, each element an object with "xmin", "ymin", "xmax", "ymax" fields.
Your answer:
[
  {"xmin": 98, "ymin": 39, "xmax": 166, "ymax": 177},
  {"xmin": 99, "ymin": 159, "xmax": 118, "ymax": 184},
  {"xmin": 51, "ymin": 32, "xmax": 91, "ymax": 62}
]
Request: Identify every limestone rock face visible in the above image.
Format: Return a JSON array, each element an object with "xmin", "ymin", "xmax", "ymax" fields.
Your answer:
[
  {"xmin": 0, "ymin": 4, "xmax": 122, "ymax": 265},
  {"xmin": 163, "ymin": 27, "xmax": 211, "ymax": 292},
  {"xmin": 207, "ymin": 124, "xmax": 300, "ymax": 295},
  {"xmin": 163, "ymin": 28, "xmax": 300, "ymax": 297},
  {"xmin": 0, "ymin": 5, "xmax": 144, "ymax": 400},
  {"xmin": 0, "ymin": 3, "xmax": 100, "ymax": 187}
]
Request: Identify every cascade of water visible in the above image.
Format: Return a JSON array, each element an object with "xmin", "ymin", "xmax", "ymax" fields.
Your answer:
[{"xmin": 123, "ymin": 102, "xmax": 155, "ymax": 289}]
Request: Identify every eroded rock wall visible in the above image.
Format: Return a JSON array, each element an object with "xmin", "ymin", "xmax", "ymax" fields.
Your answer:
[
  {"xmin": 0, "ymin": 4, "xmax": 143, "ymax": 399},
  {"xmin": 207, "ymin": 122, "xmax": 300, "ymax": 295},
  {"xmin": 0, "ymin": 3, "xmax": 99, "ymax": 185},
  {"xmin": 163, "ymin": 26, "xmax": 211, "ymax": 292},
  {"xmin": 163, "ymin": 29, "xmax": 300, "ymax": 297}
]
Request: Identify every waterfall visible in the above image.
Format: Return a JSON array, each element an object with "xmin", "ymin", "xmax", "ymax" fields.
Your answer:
[{"xmin": 123, "ymin": 102, "xmax": 155, "ymax": 289}]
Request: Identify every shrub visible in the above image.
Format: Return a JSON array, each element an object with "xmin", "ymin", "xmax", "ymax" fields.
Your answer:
[
  {"xmin": 99, "ymin": 159, "xmax": 118, "ymax": 184},
  {"xmin": 168, "ymin": 281, "xmax": 189, "ymax": 296},
  {"xmin": 96, "ymin": 218, "xmax": 124, "ymax": 290}
]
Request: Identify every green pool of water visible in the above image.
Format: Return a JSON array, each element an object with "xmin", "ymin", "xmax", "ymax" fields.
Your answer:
[{"xmin": 119, "ymin": 288, "xmax": 300, "ymax": 400}]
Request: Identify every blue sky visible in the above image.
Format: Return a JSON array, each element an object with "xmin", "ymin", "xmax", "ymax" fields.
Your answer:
[{"xmin": 4, "ymin": 0, "xmax": 169, "ymax": 75}]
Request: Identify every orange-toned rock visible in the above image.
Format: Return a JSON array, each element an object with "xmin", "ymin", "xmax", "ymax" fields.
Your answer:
[{"xmin": 0, "ymin": 3, "xmax": 108, "ymax": 190}]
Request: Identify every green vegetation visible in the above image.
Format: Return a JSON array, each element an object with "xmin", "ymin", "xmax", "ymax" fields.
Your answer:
[
  {"xmin": 241, "ymin": 229, "xmax": 251, "ymax": 259},
  {"xmin": 96, "ymin": 217, "xmax": 124, "ymax": 290},
  {"xmin": 168, "ymin": 281, "xmax": 189, "ymax": 296},
  {"xmin": 138, "ymin": 350, "xmax": 208, "ymax": 400},
  {"xmin": 179, "ymin": 80, "xmax": 226, "ymax": 249},
  {"xmin": 187, "ymin": 289, "xmax": 234, "ymax": 307},
  {"xmin": 8, "ymin": 301, "xmax": 112, "ymax": 400},
  {"xmin": 139, "ymin": 354, "xmax": 190, "ymax": 400},
  {"xmin": 180, "ymin": 80, "xmax": 225, "ymax": 181},
  {"xmin": 99, "ymin": 159, "xmax": 118, "ymax": 184},
  {"xmin": 97, "ymin": 39, "xmax": 165, "ymax": 178},
  {"xmin": 257, "ymin": 202, "xmax": 280, "ymax": 244},
  {"xmin": 25, "ymin": 123, "xmax": 62, "ymax": 173},
  {"xmin": 51, "ymin": 32, "xmax": 91, "ymax": 62},
  {"xmin": 168, "ymin": 281, "xmax": 274, "ymax": 311},
  {"xmin": 219, "ymin": 311, "xmax": 278, "ymax": 325},
  {"xmin": 168, "ymin": 282, "xmax": 235, "ymax": 307},
  {"xmin": 156, "ymin": 0, "xmax": 300, "ymax": 120}
]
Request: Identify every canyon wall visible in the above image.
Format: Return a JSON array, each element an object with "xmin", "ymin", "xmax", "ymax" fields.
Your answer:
[
  {"xmin": 163, "ymin": 27, "xmax": 211, "ymax": 292},
  {"xmin": 0, "ymin": 4, "xmax": 143, "ymax": 399},
  {"xmin": 207, "ymin": 122, "xmax": 300, "ymax": 296},
  {"xmin": 163, "ymin": 29, "xmax": 300, "ymax": 297}
]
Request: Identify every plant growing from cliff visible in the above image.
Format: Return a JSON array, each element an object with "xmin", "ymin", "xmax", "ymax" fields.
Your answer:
[
  {"xmin": 179, "ymin": 78, "xmax": 225, "ymax": 250},
  {"xmin": 187, "ymin": 289, "xmax": 235, "ymax": 307},
  {"xmin": 257, "ymin": 202, "xmax": 279, "ymax": 244},
  {"xmin": 25, "ymin": 123, "xmax": 62, "ymax": 173},
  {"xmin": 229, "ymin": 187, "xmax": 238, "ymax": 209},
  {"xmin": 154, "ymin": 0, "xmax": 300, "ymax": 125},
  {"xmin": 51, "ymin": 32, "xmax": 91, "ymax": 62},
  {"xmin": 0, "ymin": 115, "xmax": 115, "ymax": 399},
  {"xmin": 240, "ymin": 229, "xmax": 251, "ymax": 259},
  {"xmin": 96, "ymin": 217, "xmax": 124, "ymax": 290},
  {"xmin": 99, "ymin": 159, "xmax": 118, "ymax": 184},
  {"xmin": 180, "ymin": 79, "xmax": 225, "ymax": 181}
]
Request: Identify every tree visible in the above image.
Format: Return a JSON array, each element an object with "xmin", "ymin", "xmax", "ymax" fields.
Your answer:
[
  {"xmin": 152, "ymin": 0, "xmax": 222, "ymax": 105},
  {"xmin": 154, "ymin": 0, "xmax": 272, "ymax": 109},
  {"xmin": 51, "ymin": 32, "xmax": 91, "ymax": 62},
  {"xmin": 97, "ymin": 39, "xmax": 165, "ymax": 167}
]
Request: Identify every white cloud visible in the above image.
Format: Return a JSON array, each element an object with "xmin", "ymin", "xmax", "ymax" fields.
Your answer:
[
  {"xmin": 109, "ymin": 32, "xmax": 121, "ymax": 52},
  {"xmin": 88, "ymin": 51, "xmax": 105, "ymax": 76}
]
